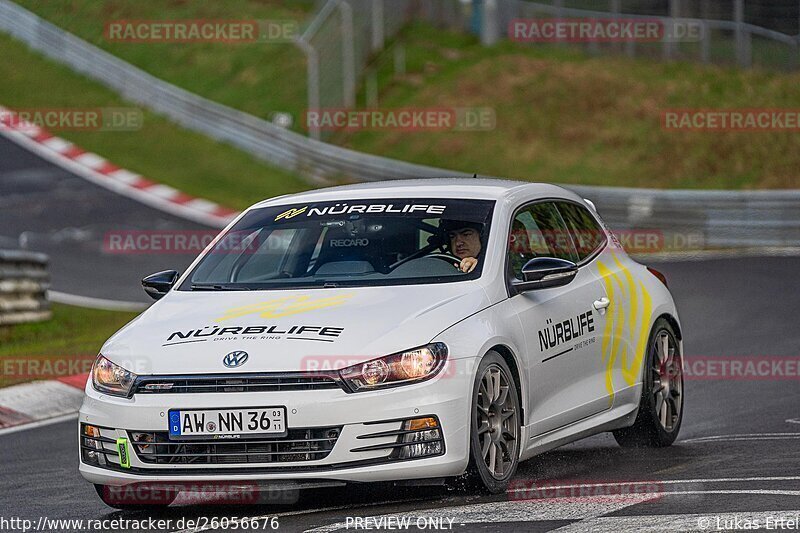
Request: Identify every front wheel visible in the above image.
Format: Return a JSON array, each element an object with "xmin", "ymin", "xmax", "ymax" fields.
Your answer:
[
  {"xmin": 613, "ymin": 318, "xmax": 683, "ymax": 448},
  {"xmin": 464, "ymin": 352, "xmax": 521, "ymax": 493}
]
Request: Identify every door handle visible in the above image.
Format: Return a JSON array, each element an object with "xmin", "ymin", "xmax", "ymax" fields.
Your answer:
[{"xmin": 593, "ymin": 297, "xmax": 611, "ymax": 314}]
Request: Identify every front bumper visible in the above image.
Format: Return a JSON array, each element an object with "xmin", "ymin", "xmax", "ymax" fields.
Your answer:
[{"xmin": 78, "ymin": 357, "xmax": 477, "ymax": 486}]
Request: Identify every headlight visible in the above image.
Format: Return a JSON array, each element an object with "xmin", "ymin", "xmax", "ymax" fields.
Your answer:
[
  {"xmin": 339, "ymin": 343, "xmax": 447, "ymax": 392},
  {"xmin": 91, "ymin": 355, "xmax": 137, "ymax": 397}
]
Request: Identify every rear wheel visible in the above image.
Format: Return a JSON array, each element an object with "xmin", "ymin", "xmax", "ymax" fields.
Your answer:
[
  {"xmin": 463, "ymin": 352, "xmax": 521, "ymax": 493},
  {"xmin": 613, "ymin": 319, "xmax": 683, "ymax": 447}
]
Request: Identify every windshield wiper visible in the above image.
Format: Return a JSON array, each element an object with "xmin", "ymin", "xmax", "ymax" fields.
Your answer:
[
  {"xmin": 190, "ymin": 280, "xmax": 343, "ymax": 291},
  {"xmin": 190, "ymin": 283, "xmax": 251, "ymax": 291}
]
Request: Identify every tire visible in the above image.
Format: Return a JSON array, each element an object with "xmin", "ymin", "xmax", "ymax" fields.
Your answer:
[
  {"xmin": 613, "ymin": 318, "xmax": 683, "ymax": 448},
  {"xmin": 94, "ymin": 484, "xmax": 177, "ymax": 510},
  {"xmin": 462, "ymin": 351, "xmax": 521, "ymax": 493}
]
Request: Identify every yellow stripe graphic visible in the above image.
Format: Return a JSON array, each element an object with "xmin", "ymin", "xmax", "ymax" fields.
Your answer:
[
  {"xmin": 597, "ymin": 252, "xmax": 653, "ymax": 402},
  {"xmin": 275, "ymin": 206, "xmax": 308, "ymax": 220},
  {"xmin": 217, "ymin": 294, "xmax": 353, "ymax": 321}
]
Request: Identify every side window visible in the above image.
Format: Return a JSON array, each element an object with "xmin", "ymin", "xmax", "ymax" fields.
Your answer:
[
  {"xmin": 508, "ymin": 202, "xmax": 577, "ymax": 279},
  {"xmin": 557, "ymin": 202, "xmax": 607, "ymax": 261}
]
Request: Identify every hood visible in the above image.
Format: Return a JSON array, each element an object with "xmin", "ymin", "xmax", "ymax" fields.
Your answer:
[{"xmin": 101, "ymin": 283, "xmax": 492, "ymax": 375}]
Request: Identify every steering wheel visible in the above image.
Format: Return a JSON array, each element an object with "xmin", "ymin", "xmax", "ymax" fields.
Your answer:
[{"xmin": 426, "ymin": 252, "xmax": 462, "ymax": 269}]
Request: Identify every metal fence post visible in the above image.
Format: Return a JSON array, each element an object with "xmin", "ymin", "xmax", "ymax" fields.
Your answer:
[
  {"xmin": 611, "ymin": 0, "xmax": 630, "ymax": 56},
  {"xmin": 701, "ymin": 20, "xmax": 711, "ymax": 63},
  {"xmin": 581, "ymin": 0, "xmax": 598, "ymax": 55},
  {"xmin": 371, "ymin": 0, "xmax": 384, "ymax": 52},
  {"xmin": 296, "ymin": 37, "xmax": 321, "ymax": 140},
  {"xmin": 664, "ymin": 0, "xmax": 679, "ymax": 61},
  {"xmin": 339, "ymin": 0, "xmax": 356, "ymax": 108},
  {"xmin": 394, "ymin": 42, "xmax": 406, "ymax": 77},
  {"xmin": 553, "ymin": 0, "xmax": 564, "ymax": 48},
  {"xmin": 366, "ymin": 68, "xmax": 378, "ymax": 107},
  {"xmin": 795, "ymin": 1, "xmax": 800, "ymax": 72},
  {"xmin": 735, "ymin": 0, "xmax": 751, "ymax": 68},
  {"xmin": 481, "ymin": 0, "xmax": 499, "ymax": 46}
]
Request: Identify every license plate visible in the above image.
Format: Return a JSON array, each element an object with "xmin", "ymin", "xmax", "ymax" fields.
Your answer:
[{"xmin": 168, "ymin": 407, "xmax": 287, "ymax": 440}]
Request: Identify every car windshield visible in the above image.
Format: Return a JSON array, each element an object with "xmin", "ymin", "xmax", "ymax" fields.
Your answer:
[{"xmin": 180, "ymin": 198, "xmax": 495, "ymax": 290}]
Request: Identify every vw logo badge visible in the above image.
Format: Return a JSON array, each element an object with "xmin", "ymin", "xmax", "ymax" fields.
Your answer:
[{"xmin": 223, "ymin": 351, "xmax": 249, "ymax": 368}]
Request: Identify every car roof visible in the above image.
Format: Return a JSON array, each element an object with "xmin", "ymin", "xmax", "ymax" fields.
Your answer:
[{"xmin": 252, "ymin": 178, "xmax": 583, "ymax": 208}]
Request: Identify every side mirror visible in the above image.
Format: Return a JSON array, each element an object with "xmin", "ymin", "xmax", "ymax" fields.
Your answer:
[
  {"xmin": 512, "ymin": 257, "xmax": 577, "ymax": 293},
  {"xmin": 142, "ymin": 270, "xmax": 179, "ymax": 300}
]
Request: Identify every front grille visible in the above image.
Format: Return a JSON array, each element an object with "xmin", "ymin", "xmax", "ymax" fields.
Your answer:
[
  {"xmin": 132, "ymin": 372, "xmax": 342, "ymax": 394},
  {"xmin": 129, "ymin": 427, "xmax": 342, "ymax": 465}
]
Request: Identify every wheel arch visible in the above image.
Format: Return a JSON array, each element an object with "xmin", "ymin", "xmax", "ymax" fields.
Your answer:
[
  {"xmin": 656, "ymin": 313, "xmax": 682, "ymax": 341},
  {"xmin": 486, "ymin": 344, "xmax": 525, "ymax": 424}
]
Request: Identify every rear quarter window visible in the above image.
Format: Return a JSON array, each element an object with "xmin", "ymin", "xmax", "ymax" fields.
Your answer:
[{"xmin": 557, "ymin": 202, "xmax": 607, "ymax": 261}]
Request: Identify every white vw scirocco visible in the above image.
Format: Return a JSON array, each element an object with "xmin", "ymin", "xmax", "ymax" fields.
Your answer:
[{"xmin": 79, "ymin": 179, "xmax": 684, "ymax": 507}]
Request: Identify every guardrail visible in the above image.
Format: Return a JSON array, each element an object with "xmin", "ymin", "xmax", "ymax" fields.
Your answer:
[
  {"xmin": 0, "ymin": 250, "xmax": 51, "ymax": 325},
  {"xmin": 295, "ymin": 0, "xmax": 414, "ymax": 139},
  {"xmin": 476, "ymin": 0, "xmax": 800, "ymax": 70},
  {"xmin": 1, "ymin": 0, "xmax": 800, "ymax": 249}
]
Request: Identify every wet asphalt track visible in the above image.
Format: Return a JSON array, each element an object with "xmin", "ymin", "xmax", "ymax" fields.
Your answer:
[
  {"xmin": 0, "ymin": 136, "xmax": 213, "ymax": 303},
  {"xmin": 1, "ymin": 135, "xmax": 799, "ymax": 531}
]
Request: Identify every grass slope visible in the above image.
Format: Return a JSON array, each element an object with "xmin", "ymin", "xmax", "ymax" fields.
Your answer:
[
  {"xmin": 336, "ymin": 25, "xmax": 800, "ymax": 189},
  {"xmin": 13, "ymin": 0, "xmax": 314, "ymax": 128},
  {"xmin": 16, "ymin": 3, "xmax": 800, "ymax": 188},
  {"xmin": 0, "ymin": 33, "xmax": 311, "ymax": 210},
  {"xmin": 0, "ymin": 304, "xmax": 137, "ymax": 387}
]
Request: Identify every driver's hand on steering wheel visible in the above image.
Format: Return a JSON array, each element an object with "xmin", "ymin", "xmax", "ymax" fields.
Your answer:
[{"xmin": 456, "ymin": 257, "xmax": 478, "ymax": 273}]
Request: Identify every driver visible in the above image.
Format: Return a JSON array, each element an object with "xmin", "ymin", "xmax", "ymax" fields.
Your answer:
[{"xmin": 440, "ymin": 219, "xmax": 483, "ymax": 273}]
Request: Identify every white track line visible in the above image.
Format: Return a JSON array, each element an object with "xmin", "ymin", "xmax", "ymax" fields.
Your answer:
[
  {"xmin": 506, "ymin": 476, "xmax": 800, "ymax": 494},
  {"xmin": 0, "ymin": 380, "xmax": 85, "ymax": 419},
  {"xmin": 681, "ymin": 433, "xmax": 800, "ymax": 444},
  {"xmin": 308, "ymin": 493, "xmax": 800, "ymax": 533},
  {"xmin": 176, "ymin": 498, "xmax": 429, "ymax": 533},
  {"xmin": 305, "ymin": 496, "xmax": 657, "ymax": 533},
  {"xmin": 0, "ymin": 128, "xmax": 231, "ymax": 228},
  {"xmin": 632, "ymin": 247, "xmax": 800, "ymax": 261},
  {"xmin": 0, "ymin": 413, "xmax": 78, "ymax": 437},
  {"xmin": 48, "ymin": 290, "xmax": 149, "ymax": 312}
]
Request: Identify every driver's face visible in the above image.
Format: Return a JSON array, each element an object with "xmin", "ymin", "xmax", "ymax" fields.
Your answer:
[{"xmin": 448, "ymin": 228, "xmax": 482, "ymax": 259}]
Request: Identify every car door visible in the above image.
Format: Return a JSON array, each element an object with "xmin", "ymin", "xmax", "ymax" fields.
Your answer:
[
  {"xmin": 580, "ymin": 211, "xmax": 652, "ymax": 409},
  {"xmin": 506, "ymin": 200, "xmax": 611, "ymax": 438}
]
